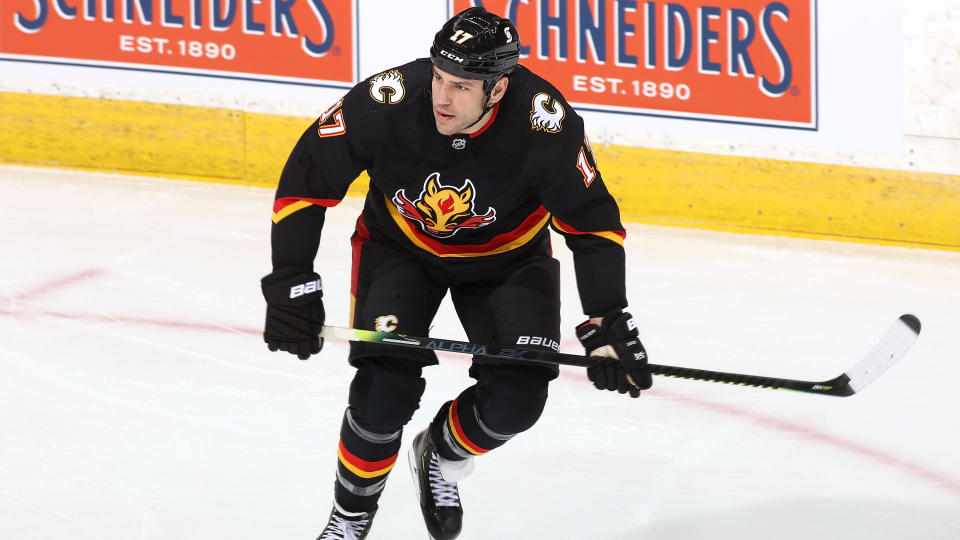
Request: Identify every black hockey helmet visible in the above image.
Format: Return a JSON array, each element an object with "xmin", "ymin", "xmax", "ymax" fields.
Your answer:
[{"xmin": 430, "ymin": 7, "xmax": 520, "ymax": 83}]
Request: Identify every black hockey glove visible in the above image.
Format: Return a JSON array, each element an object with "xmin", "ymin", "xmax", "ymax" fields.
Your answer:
[
  {"xmin": 260, "ymin": 268, "xmax": 325, "ymax": 360},
  {"xmin": 576, "ymin": 310, "xmax": 652, "ymax": 398}
]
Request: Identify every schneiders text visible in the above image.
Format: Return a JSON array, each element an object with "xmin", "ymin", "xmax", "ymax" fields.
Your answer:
[
  {"xmin": 14, "ymin": 0, "xmax": 337, "ymax": 57},
  {"xmin": 514, "ymin": 1, "xmax": 799, "ymax": 97}
]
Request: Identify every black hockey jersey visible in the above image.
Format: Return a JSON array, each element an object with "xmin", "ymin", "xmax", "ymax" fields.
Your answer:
[{"xmin": 270, "ymin": 59, "xmax": 627, "ymax": 316}]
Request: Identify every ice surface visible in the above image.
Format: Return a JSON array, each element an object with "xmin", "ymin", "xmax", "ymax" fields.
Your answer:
[{"xmin": 1, "ymin": 165, "xmax": 958, "ymax": 539}]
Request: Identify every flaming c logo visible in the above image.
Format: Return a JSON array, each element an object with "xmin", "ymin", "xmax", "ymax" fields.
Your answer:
[
  {"xmin": 369, "ymin": 69, "xmax": 405, "ymax": 104},
  {"xmin": 391, "ymin": 173, "xmax": 497, "ymax": 238}
]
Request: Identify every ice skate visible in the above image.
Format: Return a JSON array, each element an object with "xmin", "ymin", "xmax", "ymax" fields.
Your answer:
[
  {"xmin": 316, "ymin": 502, "xmax": 376, "ymax": 540},
  {"xmin": 408, "ymin": 427, "xmax": 466, "ymax": 540}
]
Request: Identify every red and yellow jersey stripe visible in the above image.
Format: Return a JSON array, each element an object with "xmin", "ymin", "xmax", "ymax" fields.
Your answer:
[
  {"xmin": 550, "ymin": 216, "xmax": 625, "ymax": 246},
  {"xmin": 272, "ymin": 196, "xmax": 342, "ymax": 224},
  {"xmin": 385, "ymin": 195, "xmax": 551, "ymax": 257}
]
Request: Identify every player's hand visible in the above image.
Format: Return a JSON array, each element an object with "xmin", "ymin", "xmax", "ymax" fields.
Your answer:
[
  {"xmin": 260, "ymin": 268, "xmax": 325, "ymax": 360},
  {"xmin": 575, "ymin": 310, "xmax": 652, "ymax": 398}
]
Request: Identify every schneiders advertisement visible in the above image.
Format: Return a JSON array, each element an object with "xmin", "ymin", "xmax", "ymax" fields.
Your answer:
[
  {"xmin": 4, "ymin": 1, "xmax": 823, "ymax": 131},
  {"xmin": 0, "ymin": 0, "xmax": 358, "ymax": 86},
  {"xmin": 455, "ymin": 0, "xmax": 816, "ymax": 129}
]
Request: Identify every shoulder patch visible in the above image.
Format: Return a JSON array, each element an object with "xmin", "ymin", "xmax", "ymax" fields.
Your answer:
[
  {"xmin": 369, "ymin": 69, "xmax": 405, "ymax": 104},
  {"xmin": 530, "ymin": 92, "xmax": 565, "ymax": 133}
]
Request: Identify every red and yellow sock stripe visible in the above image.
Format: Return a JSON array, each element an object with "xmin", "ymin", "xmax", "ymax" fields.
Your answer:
[
  {"xmin": 447, "ymin": 398, "xmax": 490, "ymax": 456},
  {"xmin": 337, "ymin": 440, "xmax": 398, "ymax": 479}
]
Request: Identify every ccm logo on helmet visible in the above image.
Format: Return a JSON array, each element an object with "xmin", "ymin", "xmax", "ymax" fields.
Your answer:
[
  {"xmin": 440, "ymin": 49, "xmax": 465, "ymax": 63},
  {"xmin": 289, "ymin": 279, "xmax": 322, "ymax": 299}
]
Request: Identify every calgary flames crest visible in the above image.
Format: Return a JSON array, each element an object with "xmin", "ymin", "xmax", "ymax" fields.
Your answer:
[{"xmin": 391, "ymin": 173, "xmax": 497, "ymax": 238}]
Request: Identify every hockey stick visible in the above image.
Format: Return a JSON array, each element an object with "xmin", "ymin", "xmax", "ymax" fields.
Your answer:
[{"xmin": 320, "ymin": 314, "xmax": 921, "ymax": 397}]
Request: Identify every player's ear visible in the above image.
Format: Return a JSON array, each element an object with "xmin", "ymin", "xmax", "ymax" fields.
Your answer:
[{"xmin": 488, "ymin": 77, "xmax": 509, "ymax": 106}]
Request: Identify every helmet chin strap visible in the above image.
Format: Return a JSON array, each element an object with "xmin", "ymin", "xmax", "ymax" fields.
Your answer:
[
  {"xmin": 458, "ymin": 79, "xmax": 498, "ymax": 134},
  {"xmin": 461, "ymin": 100, "xmax": 494, "ymax": 133}
]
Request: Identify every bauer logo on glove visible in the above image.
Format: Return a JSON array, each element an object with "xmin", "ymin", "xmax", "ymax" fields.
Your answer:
[
  {"xmin": 290, "ymin": 278, "xmax": 322, "ymax": 299},
  {"xmin": 261, "ymin": 269, "xmax": 326, "ymax": 360}
]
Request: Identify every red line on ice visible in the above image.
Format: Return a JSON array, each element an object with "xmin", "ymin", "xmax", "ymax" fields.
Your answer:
[
  {"xmin": 9, "ymin": 268, "xmax": 107, "ymax": 302},
  {"xmin": 645, "ymin": 387, "xmax": 960, "ymax": 498}
]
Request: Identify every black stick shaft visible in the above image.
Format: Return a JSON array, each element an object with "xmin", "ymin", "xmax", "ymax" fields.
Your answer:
[{"xmin": 319, "ymin": 326, "xmax": 860, "ymax": 397}]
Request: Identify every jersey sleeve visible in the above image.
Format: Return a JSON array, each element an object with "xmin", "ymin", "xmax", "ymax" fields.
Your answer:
[
  {"xmin": 269, "ymin": 84, "xmax": 374, "ymax": 270},
  {"xmin": 537, "ymin": 115, "xmax": 628, "ymax": 316}
]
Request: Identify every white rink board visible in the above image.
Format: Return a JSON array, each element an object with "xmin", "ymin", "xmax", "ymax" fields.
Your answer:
[{"xmin": 2, "ymin": 0, "xmax": 936, "ymax": 171}]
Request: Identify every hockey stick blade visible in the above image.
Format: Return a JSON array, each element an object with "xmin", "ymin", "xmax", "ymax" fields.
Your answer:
[{"xmin": 319, "ymin": 314, "xmax": 921, "ymax": 397}]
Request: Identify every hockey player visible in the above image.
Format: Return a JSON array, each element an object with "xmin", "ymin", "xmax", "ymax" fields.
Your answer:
[{"xmin": 260, "ymin": 7, "xmax": 652, "ymax": 540}]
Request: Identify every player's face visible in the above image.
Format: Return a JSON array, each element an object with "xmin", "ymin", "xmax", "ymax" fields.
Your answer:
[{"xmin": 431, "ymin": 67, "xmax": 489, "ymax": 135}]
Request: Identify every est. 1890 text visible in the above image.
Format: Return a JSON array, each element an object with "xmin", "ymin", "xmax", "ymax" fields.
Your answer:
[
  {"xmin": 119, "ymin": 35, "xmax": 236, "ymax": 60},
  {"xmin": 572, "ymin": 75, "xmax": 691, "ymax": 101}
]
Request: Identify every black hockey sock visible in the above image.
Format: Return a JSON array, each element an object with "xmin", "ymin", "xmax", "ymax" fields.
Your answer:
[
  {"xmin": 333, "ymin": 407, "xmax": 402, "ymax": 513},
  {"xmin": 432, "ymin": 388, "xmax": 513, "ymax": 462}
]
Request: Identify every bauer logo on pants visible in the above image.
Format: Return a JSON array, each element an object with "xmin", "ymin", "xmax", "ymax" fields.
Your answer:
[{"xmin": 517, "ymin": 336, "xmax": 561, "ymax": 351}]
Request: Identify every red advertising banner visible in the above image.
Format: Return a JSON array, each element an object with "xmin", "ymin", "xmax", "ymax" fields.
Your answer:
[
  {"xmin": 0, "ymin": 0, "xmax": 357, "ymax": 86},
  {"xmin": 450, "ymin": 0, "xmax": 816, "ymax": 129}
]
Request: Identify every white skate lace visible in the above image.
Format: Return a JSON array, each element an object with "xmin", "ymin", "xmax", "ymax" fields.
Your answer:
[
  {"xmin": 318, "ymin": 512, "xmax": 370, "ymax": 540},
  {"xmin": 427, "ymin": 453, "xmax": 461, "ymax": 507}
]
